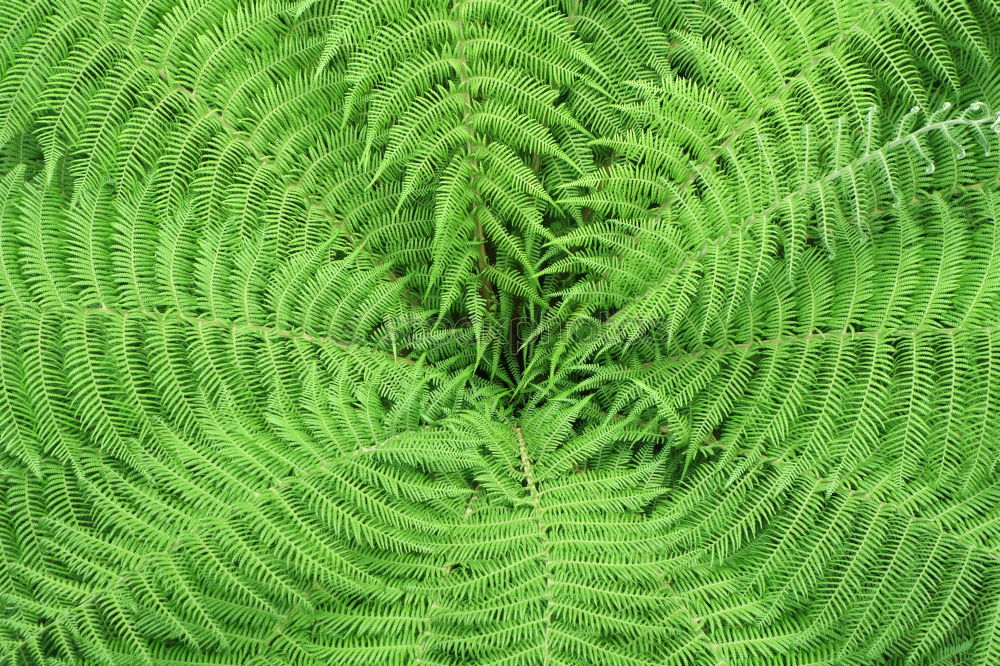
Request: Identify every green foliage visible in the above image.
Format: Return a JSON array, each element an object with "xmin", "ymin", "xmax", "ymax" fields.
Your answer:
[{"xmin": 0, "ymin": 0, "xmax": 999, "ymax": 663}]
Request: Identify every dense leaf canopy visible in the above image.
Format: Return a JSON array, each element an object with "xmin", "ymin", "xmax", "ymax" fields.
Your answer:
[{"xmin": 1, "ymin": 0, "xmax": 999, "ymax": 664}]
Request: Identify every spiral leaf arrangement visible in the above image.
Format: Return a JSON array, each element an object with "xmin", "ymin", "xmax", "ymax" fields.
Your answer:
[{"xmin": 1, "ymin": 1, "xmax": 999, "ymax": 664}]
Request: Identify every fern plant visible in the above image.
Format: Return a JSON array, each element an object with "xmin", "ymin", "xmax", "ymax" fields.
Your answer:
[{"xmin": 1, "ymin": 0, "xmax": 999, "ymax": 663}]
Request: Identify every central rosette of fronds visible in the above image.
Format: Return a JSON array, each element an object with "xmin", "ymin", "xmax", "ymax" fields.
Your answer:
[{"xmin": 1, "ymin": 1, "xmax": 999, "ymax": 664}]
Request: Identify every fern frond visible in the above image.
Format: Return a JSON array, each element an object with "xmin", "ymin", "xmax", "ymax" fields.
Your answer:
[{"xmin": 1, "ymin": 0, "xmax": 999, "ymax": 663}]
